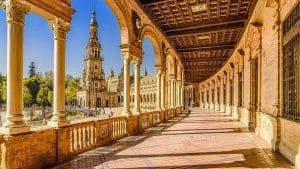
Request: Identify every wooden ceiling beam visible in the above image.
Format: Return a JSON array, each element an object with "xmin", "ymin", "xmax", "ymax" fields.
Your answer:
[
  {"xmin": 139, "ymin": 0, "xmax": 170, "ymax": 5},
  {"xmin": 166, "ymin": 23, "xmax": 244, "ymax": 37},
  {"xmin": 164, "ymin": 16, "xmax": 248, "ymax": 33},
  {"xmin": 182, "ymin": 57, "xmax": 228, "ymax": 62},
  {"xmin": 184, "ymin": 65, "xmax": 221, "ymax": 69},
  {"xmin": 177, "ymin": 43, "xmax": 235, "ymax": 52}
]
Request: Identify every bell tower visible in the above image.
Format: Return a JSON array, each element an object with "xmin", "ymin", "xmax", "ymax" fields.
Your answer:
[{"xmin": 82, "ymin": 11, "xmax": 106, "ymax": 92}]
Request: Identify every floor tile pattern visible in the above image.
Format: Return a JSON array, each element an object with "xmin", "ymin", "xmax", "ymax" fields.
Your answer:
[{"xmin": 51, "ymin": 108, "xmax": 293, "ymax": 169}]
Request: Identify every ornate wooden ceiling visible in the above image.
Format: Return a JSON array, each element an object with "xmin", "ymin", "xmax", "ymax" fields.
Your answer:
[{"xmin": 137, "ymin": 0, "xmax": 257, "ymax": 83}]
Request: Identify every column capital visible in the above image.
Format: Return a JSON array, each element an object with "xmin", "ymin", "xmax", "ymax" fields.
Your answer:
[
  {"xmin": 169, "ymin": 74, "xmax": 175, "ymax": 79},
  {"xmin": 1, "ymin": 0, "xmax": 30, "ymax": 24},
  {"xmin": 155, "ymin": 69, "xmax": 162, "ymax": 75},
  {"xmin": 132, "ymin": 58, "xmax": 141, "ymax": 65},
  {"xmin": 121, "ymin": 50, "xmax": 131, "ymax": 61},
  {"xmin": 49, "ymin": 18, "xmax": 70, "ymax": 40}
]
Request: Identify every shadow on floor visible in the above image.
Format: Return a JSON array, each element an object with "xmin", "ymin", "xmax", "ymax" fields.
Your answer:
[{"xmin": 50, "ymin": 109, "xmax": 293, "ymax": 169}]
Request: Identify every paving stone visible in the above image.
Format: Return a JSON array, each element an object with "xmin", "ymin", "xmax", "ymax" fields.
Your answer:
[{"xmin": 52, "ymin": 108, "xmax": 293, "ymax": 169}]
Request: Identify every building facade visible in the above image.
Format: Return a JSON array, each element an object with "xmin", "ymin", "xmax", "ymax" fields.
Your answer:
[
  {"xmin": 77, "ymin": 11, "xmax": 159, "ymax": 110},
  {"xmin": 77, "ymin": 11, "xmax": 117, "ymax": 108}
]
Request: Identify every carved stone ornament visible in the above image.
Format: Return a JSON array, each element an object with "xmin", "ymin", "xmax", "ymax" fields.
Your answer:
[
  {"xmin": 245, "ymin": 22, "xmax": 263, "ymax": 58},
  {"xmin": 100, "ymin": 124, "xmax": 109, "ymax": 138},
  {"xmin": 1, "ymin": 0, "xmax": 30, "ymax": 24},
  {"xmin": 132, "ymin": 10, "xmax": 141, "ymax": 39},
  {"xmin": 266, "ymin": 0, "xmax": 279, "ymax": 9},
  {"xmin": 49, "ymin": 18, "xmax": 70, "ymax": 40}
]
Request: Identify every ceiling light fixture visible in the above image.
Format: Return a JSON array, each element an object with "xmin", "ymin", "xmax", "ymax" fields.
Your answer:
[
  {"xmin": 191, "ymin": 3, "xmax": 207, "ymax": 13},
  {"xmin": 198, "ymin": 35, "xmax": 210, "ymax": 40}
]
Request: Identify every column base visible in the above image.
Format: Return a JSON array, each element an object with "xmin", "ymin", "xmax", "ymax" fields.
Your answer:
[
  {"xmin": 47, "ymin": 121, "xmax": 70, "ymax": 128},
  {"xmin": 156, "ymin": 107, "xmax": 162, "ymax": 112},
  {"xmin": 0, "ymin": 126, "xmax": 30, "ymax": 135},
  {"xmin": 120, "ymin": 109, "xmax": 131, "ymax": 117}
]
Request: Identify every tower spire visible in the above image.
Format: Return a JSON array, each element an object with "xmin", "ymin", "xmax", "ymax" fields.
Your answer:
[{"xmin": 93, "ymin": 0, "xmax": 95, "ymax": 12}]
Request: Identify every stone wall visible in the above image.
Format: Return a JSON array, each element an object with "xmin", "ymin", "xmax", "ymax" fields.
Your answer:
[
  {"xmin": 197, "ymin": 0, "xmax": 300, "ymax": 167},
  {"xmin": 280, "ymin": 118, "xmax": 300, "ymax": 168}
]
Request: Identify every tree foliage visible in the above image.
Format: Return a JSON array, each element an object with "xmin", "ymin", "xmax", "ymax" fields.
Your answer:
[
  {"xmin": 65, "ymin": 78, "xmax": 80, "ymax": 105},
  {"xmin": 28, "ymin": 62, "xmax": 37, "ymax": 78},
  {"xmin": 23, "ymin": 85, "xmax": 33, "ymax": 106},
  {"xmin": 1, "ymin": 67, "xmax": 80, "ymax": 108},
  {"xmin": 0, "ymin": 75, "xmax": 6, "ymax": 104}
]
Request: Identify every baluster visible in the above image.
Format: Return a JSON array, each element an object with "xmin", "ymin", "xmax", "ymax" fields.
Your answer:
[
  {"xmin": 89, "ymin": 125, "xmax": 92, "ymax": 146},
  {"xmin": 123, "ymin": 120, "xmax": 126, "ymax": 135},
  {"xmin": 86, "ymin": 126, "xmax": 90, "ymax": 147},
  {"xmin": 120, "ymin": 121, "xmax": 122, "ymax": 136},
  {"xmin": 70, "ymin": 129, "xmax": 73, "ymax": 152},
  {"xmin": 112, "ymin": 122, "xmax": 115, "ymax": 138},
  {"xmin": 73, "ymin": 129, "xmax": 77, "ymax": 151},
  {"xmin": 117, "ymin": 121, "xmax": 120, "ymax": 137},
  {"xmin": 78, "ymin": 128, "xmax": 81, "ymax": 150},
  {"xmin": 83, "ymin": 126, "xmax": 86, "ymax": 148}
]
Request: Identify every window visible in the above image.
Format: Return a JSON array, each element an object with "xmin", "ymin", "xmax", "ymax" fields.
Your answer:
[
  {"xmin": 283, "ymin": 36, "xmax": 299, "ymax": 118},
  {"xmin": 283, "ymin": 3, "xmax": 300, "ymax": 119}
]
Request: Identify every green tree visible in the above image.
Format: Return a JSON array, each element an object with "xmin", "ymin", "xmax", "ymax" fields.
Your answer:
[
  {"xmin": 36, "ymin": 86, "xmax": 50, "ymax": 105},
  {"xmin": 47, "ymin": 91, "xmax": 53, "ymax": 105},
  {"xmin": 65, "ymin": 78, "xmax": 80, "ymax": 105},
  {"xmin": 43, "ymin": 71, "xmax": 54, "ymax": 90},
  {"xmin": 0, "ymin": 75, "xmax": 7, "ymax": 104},
  {"xmin": 23, "ymin": 85, "xmax": 33, "ymax": 107},
  {"xmin": 28, "ymin": 62, "xmax": 37, "ymax": 78},
  {"xmin": 24, "ymin": 76, "xmax": 41, "ymax": 103},
  {"xmin": 0, "ymin": 74, "xmax": 6, "ymax": 104}
]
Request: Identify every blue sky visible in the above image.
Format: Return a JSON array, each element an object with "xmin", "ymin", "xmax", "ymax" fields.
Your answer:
[{"xmin": 0, "ymin": 0, "xmax": 155, "ymax": 78}]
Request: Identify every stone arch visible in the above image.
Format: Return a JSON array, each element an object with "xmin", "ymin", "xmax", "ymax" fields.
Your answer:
[
  {"xmin": 105, "ymin": 0, "xmax": 131, "ymax": 45},
  {"xmin": 139, "ymin": 25, "xmax": 162, "ymax": 66}
]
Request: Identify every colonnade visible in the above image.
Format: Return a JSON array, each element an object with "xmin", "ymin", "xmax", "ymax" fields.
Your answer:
[
  {"xmin": 122, "ymin": 56, "xmax": 184, "ymax": 115},
  {"xmin": 0, "ymin": 0, "xmax": 72, "ymax": 134},
  {"xmin": 0, "ymin": 0, "xmax": 184, "ymax": 135},
  {"xmin": 198, "ymin": 63, "xmax": 243, "ymax": 120}
]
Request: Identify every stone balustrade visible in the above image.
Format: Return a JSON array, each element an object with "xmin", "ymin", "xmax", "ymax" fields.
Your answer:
[{"xmin": 0, "ymin": 107, "xmax": 183, "ymax": 169}]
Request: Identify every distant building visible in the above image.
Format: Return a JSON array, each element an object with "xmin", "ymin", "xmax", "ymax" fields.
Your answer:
[
  {"xmin": 77, "ymin": 11, "xmax": 117, "ymax": 108},
  {"xmin": 77, "ymin": 11, "xmax": 158, "ymax": 110}
]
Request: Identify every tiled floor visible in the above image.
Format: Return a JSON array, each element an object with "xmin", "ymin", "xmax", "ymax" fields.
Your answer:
[{"xmin": 52, "ymin": 108, "xmax": 293, "ymax": 169}]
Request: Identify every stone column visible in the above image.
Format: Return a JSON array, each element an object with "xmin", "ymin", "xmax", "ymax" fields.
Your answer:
[
  {"xmin": 215, "ymin": 84, "xmax": 219, "ymax": 111},
  {"xmin": 133, "ymin": 59, "xmax": 141, "ymax": 115},
  {"xmin": 121, "ymin": 53, "xmax": 131, "ymax": 117},
  {"xmin": 168, "ymin": 77, "xmax": 171, "ymax": 108},
  {"xmin": 220, "ymin": 78, "xmax": 225, "ymax": 112},
  {"xmin": 177, "ymin": 80, "xmax": 181, "ymax": 107},
  {"xmin": 181, "ymin": 79, "xmax": 184, "ymax": 106},
  {"xmin": 155, "ymin": 69, "xmax": 162, "ymax": 111},
  {"xmin": 226, "ymin": 73, "xmax": 232, "ymax": 115},
  {"xmin": 177, "ymin": 81, "xmax": 180, "ymax": 107},
  {"xmin": 48, "ymin": 18, "xmax": 70, "ymax": 127},
  {"xmin": 160, "ymin": 71, "xmax": 166, "ymax": 110},
  {"xmin": 0, "ymin": 1, "xmax": 30, "ymax": 135},
  {"xmin": 233, "ymin": 67, "xmax": 240, "ymax": 119},
  {"xmin": 170, "ymin": 75, "xmax": 175, "ymax": 108}
]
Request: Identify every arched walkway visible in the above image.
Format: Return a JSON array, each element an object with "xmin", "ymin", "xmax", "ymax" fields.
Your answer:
[{"xmin": 52, "ymin": 108, "xmax": 292, "ymax": 169}]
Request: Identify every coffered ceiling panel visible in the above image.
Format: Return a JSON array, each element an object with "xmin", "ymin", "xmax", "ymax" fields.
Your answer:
[{"xmin": 137, "ymin": 0, "xmax": 257, "ymax": 82}]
